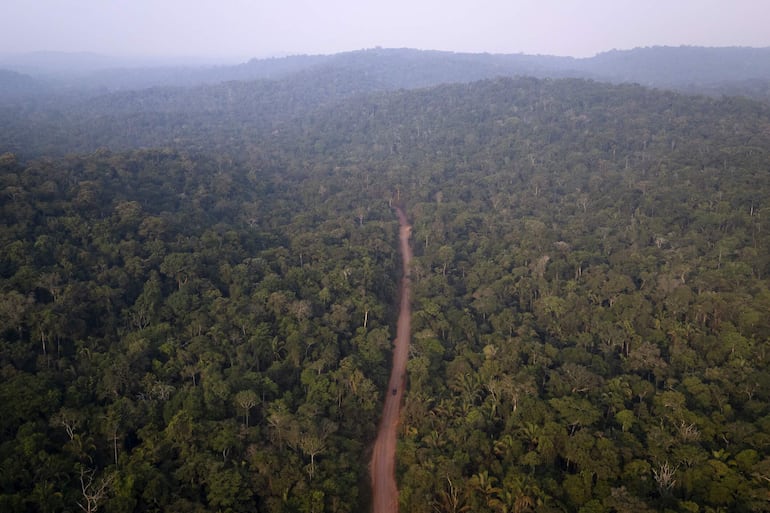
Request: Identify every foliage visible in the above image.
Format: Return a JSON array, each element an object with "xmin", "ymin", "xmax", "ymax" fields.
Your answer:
[{"xmin": 2, "ymin": 67, "xmax": 770, "ymax": 512}]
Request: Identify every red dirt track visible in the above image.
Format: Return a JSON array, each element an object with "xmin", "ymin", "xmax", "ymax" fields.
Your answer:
[{"xmin": 370, "ymin": 206, "xmax": 413, "ymax": 513}]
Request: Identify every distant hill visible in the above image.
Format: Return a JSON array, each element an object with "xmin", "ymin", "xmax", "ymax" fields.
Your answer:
[
  {"xmin": 0, "ymin": 69, "xmax": 50, "ymax": 98},
  {"xmin": 3, "ymin": 46, "xmax": 770, "ymax": 100},
  {"xmin": 579, "ymin": 46, "xmax": 770, "ymax": 88},
  {"xmin": 3, "ymin": 45, "xmax": 770, "ymax": 157},
  {"xmin": 0, "ymin": 50, "xmax": 235, "ymax": 74},
  {"xmin": 0, "ymin": 51, "xmax": 131, "ymax": 74}
]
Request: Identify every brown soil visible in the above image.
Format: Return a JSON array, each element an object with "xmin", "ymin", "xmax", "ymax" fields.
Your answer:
[{"xmin": 370, "ymin": 206, "xmax": 413, "ymax": 513}]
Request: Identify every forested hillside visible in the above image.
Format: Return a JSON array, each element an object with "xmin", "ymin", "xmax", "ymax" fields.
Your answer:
[
  {"xmin": 4, "ymin": 46, "xmax": 770, "ymax": 95},
  {"xmin": 4, "ymin": 46, "xmax": 770, "ymax": 160},
  {"xmin": 2, "ymin": 69, "xmax": 770, "ymax": 512}
]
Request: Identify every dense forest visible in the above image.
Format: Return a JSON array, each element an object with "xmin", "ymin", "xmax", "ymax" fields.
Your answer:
[
  {"xmin": 2, "ymin": 49, "xmax": 770, "ymax": 512},
  {"xmin": 4, "ymin": 46, "xmax": 770, "ymax": 160}
]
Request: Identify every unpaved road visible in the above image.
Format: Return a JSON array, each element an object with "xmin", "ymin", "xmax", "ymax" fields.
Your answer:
[{"xmin": 370, "ymin": 206, "xmax": 413, "ymax": 513}]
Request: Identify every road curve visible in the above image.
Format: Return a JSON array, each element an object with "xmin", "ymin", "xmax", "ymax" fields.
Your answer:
[{"xmin": 370, "ymin": 206, "xmax": 413, "ymax": 513}]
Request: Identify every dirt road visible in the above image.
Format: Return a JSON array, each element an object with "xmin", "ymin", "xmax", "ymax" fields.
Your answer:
[{"xmin": 370, "ymin": 206, "xmax": 413, "ymax": 513}]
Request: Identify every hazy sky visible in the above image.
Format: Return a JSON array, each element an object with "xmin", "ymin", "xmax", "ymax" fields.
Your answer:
[{"xmin": 3, "ymin": 0, "xmax": 770, "ymax": 60}]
